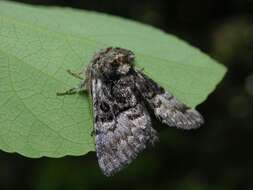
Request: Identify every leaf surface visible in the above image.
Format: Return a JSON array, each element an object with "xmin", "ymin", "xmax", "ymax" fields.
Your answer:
[{"xmin": 0, "ymin": 1, "xmax": 226, "ymax": 157}]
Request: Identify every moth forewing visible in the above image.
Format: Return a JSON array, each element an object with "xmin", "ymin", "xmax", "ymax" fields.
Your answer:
[
  {"xmin": 134, "ymin": 70, "xmax": 204, "ymax": 129},
  {"xmin": 57, "ymin": 47, "xmax": 204, "ymax": 176}
]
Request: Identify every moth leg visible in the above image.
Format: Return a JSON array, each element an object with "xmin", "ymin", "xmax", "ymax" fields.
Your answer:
[
  {"xmin": 56, "ymin": 81, "xmax": 87, "ymax": 96},
  {"xmin": 90, "ymin": 129, "xmax": 96, "ymax": 137},
  {"xmin": 139, "ymin": 67, "xmax": 145, "ymax": 72},
  {"xmin": 67, "ymin": 69, "xmax": 84, "ymax": 80}
]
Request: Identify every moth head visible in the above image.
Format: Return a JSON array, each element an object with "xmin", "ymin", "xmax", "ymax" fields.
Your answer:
[{"xmin": 95, "ymin": 47, "xmax": 135, "ymax": 78}]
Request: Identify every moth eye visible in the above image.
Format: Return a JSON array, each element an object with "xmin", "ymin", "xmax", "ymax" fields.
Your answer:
[
  {"xmin": 111, "ymin": 63, "xmax": 118, "ymax": 68},
  {"xmin": 100, "ymin": 102, "xmax": 110, "ymax": 112}
]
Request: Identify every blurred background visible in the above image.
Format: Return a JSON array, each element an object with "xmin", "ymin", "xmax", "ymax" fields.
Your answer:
[{"xmin": 1, "ymin": 0, "xmax": 253, "ymax": 189}]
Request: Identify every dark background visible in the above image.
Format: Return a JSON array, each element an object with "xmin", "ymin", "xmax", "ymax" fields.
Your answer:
[{"xmin": 1, "ymin": 0, "xmax": 253, "ymax": 190}]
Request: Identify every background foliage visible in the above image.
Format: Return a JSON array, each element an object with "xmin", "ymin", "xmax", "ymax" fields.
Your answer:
[{"xmin": 0, "ymin": 0, "xmax": 252, "ymax": 190}]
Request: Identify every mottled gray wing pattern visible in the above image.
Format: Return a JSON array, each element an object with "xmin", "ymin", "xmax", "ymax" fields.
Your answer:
[
  {"xmin": 91, "ymin": 77, "xmax": 158, "ymax": 176},
  {"xmin": 134, "ymin": 71, "xmax": 204, "ymax": 129}
]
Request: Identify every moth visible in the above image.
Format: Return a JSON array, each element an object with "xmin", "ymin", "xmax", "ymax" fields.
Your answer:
[{"xmin": 57, "ymin": 47, "xmax": 204, "ymax": 176}]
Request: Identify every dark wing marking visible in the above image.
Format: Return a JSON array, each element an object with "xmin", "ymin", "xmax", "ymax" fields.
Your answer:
[
  {"xmin": 134, "ymin": 70, "xmax": 204, "ymax": 129},
  {"xmin": 91, "ymin": 76, "xmax": 158, "ymax": 176}
]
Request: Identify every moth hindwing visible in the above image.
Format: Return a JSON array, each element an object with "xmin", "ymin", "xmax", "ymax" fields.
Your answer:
[{"xmin": 57, "ymin": 47, "xmax": 204, "ymax": 176}]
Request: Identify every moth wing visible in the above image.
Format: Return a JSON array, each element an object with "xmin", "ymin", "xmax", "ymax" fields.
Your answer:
[
  {"xmin": 91, "ymin": 78, "xmax": 158, "ymax": 176},
  {"xmin": 134, "ymin": 71, "xmax": 204, "ymax": 129}
]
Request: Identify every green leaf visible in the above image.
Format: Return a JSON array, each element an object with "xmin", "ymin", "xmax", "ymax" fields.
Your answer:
[{"xmin": 0, "ymin": 1, "xmax": 226, "ymax": 158}]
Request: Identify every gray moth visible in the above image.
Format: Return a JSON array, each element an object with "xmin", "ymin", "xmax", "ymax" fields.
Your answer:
[{"xmin": 57, "ymin": 47, "xmax": 204, "ymax": 176}]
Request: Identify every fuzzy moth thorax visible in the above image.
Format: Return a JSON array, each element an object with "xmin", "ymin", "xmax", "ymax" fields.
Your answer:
[{"xmin": 92, "ymin": 47, "xmax": 135, "ymax": 79}]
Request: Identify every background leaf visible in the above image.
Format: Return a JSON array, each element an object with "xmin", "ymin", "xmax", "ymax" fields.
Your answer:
[{"xmin": 0, "ymin": 1, "xmax": 226, "ymax": 158}]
